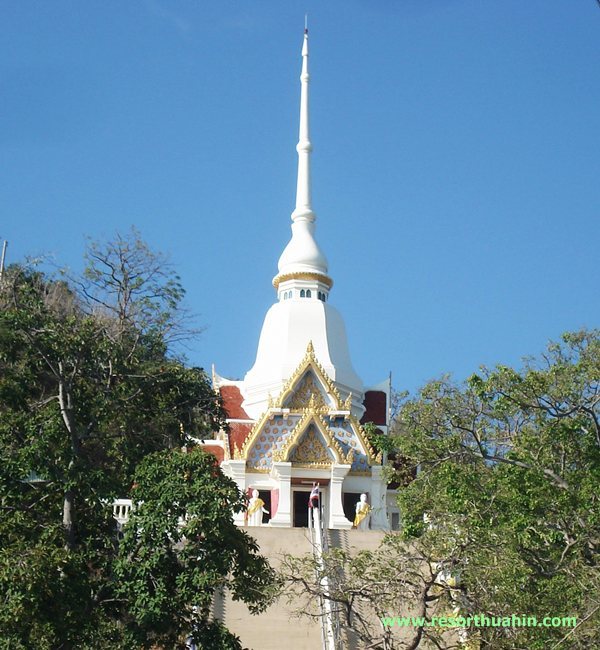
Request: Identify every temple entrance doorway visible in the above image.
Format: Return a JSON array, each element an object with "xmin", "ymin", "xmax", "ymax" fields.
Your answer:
[
  {"xmin": 257, "ymin": 489, "xmax": 271, "ymax": 525},
  {"xmin": 343, "ymin": 492, "xmax": 362, "ymax": 524},
  {"xmin": 293, "ymin": 490, "xmax": 310, "ymax": 527},
  {"xmin": 292, "ymin": 486, "xmax": 328, "ymax": 527}
]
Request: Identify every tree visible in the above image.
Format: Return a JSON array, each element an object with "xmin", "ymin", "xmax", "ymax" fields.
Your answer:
[
  {"xmin": 0, "ymin": 234, "xmax": 275, "ymax": 648},
  {"xmin": 386, "ymin": 330, "xmax": 600, "ymax": 649},
  {"xmin": 280, "ymin": 535, "xmax": 463, "ymax": 650},
  {"xmin": 114, "ymin": 448, "xmax": 279, "ymax": 649},
  {"xmin": 281, "ymin": 331, "xmax": 599, "ymax": 649},
  {"xmin": 78, "ymin": 227, "xmax": 195, "ymax": 346}
]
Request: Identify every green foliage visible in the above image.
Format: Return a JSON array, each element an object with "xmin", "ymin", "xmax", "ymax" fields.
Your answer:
[
  {"xmin": 0, "ymin": 235, "xmax": 273, "ymax": 648},
  {"xmin": 285, "ymin": 332, "xmax": 599, "ymax": 649},
  {"xmin": 115, "ymin": 448, "xmax": 278, "ymax": 648},
  {"xmin": 388, "ymin": 330, "xmax": 600, "ymax": 649}
]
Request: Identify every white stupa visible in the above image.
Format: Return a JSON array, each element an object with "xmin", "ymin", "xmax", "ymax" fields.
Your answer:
[
  {"xmin": 208, "ymin": 28, "xmax": 392, "ymax": 531},
  {"xmin": 241, "ymin": 28, "xmax": 364, "ymax": 421}
]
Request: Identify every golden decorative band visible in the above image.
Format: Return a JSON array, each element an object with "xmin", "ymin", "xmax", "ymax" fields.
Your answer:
[{"xmin": 272, "ymin": 272, "xmax": 334, "ymax": 290}]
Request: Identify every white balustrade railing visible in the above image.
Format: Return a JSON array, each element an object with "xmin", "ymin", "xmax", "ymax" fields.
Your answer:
[{"xmin": 112, "ymin": 498, "xmax": 133, "ymax": 529}]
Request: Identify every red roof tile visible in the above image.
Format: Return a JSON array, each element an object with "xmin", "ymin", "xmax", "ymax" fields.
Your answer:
[
  {"xmin": 361, "ymin": 390, "xmax": 387, "ymax": 426},
  {"xmin": 229, "ymin": 422, "xmax": 253, "ymax": 455},
  {"xmin": 201, "ymin": 443, "xmax": 225, "ymax": 463},
  {"xmin": 220, "ymin": 385, "xmax": 250, "ymax": 420}
]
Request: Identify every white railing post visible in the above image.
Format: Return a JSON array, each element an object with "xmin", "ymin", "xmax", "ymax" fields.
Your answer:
[{"xmin": 112, "ymin": 498, "xmax": 133, "ymax": 530}]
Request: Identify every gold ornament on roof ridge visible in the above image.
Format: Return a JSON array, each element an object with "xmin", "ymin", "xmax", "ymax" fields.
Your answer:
[
  {"xmin": 275, "ymin": 414, "xmax": 308, "ymax": 462},
  {"xmin": 316, "ymin": 413, "xmax": 346, "ymax": 461},
  {"xmin": 334, "ymin": 413, "xmax": 380, "ymax": 466},
  {"xmin": 239, "ymin": 409, "xmax": 271, "ymax": 459},
  {"xmin": 353, "ymin": 416, "xmax": 380, "ymax": 464}
]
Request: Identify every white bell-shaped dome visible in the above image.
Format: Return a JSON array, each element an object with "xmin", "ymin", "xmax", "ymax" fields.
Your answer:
[
  {"xmin": 242, "ymin": 297, "xmax": 363, "ymax": 419},
  {"xmin": 277, "ymin": 220, "xmax": 328, "ymax": 277}
]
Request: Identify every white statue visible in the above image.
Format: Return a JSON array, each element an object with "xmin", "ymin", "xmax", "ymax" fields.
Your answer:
[
  {"xmin": 246, "ymin": 489, "xmax": 269, "ymax": 526},
  {"xmin": 353, "ymin": 493, "xmax": 371, "ymax": 530}
]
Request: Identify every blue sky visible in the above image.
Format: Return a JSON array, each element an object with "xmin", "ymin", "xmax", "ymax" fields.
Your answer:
[{"xmin": 2, "ymin": 1, "xmax": 599, "ymax": 395}]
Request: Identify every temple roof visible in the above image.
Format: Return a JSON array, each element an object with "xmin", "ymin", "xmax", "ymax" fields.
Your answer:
[
  {"xmin": 361, "ymin": 390, "xmax": 388, "ymax": 426},
  {"xmin": 219, "ymin": 385, "xmax": 251, "ymax": 420}
]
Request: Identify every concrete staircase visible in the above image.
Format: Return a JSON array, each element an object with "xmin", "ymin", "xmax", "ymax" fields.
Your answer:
[
  {"xmin": 213, "ymin": 527, "xmax": 320, "ymax": 650},
  {"xmin": 327, "ymin": 529, "xmax": 386, "ymax": 553},
  {"xmin": 326, "ymin": 530, "xmax": 387, "ymax": 650},
  {"xmin": 213, "ymin": 527, "xmax": 387, "ymax": 650}
]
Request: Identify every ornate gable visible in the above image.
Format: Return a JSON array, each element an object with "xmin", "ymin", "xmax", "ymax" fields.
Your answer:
[
  {"xmin": 240, "ymin": 342, "xmax": 380, "ymax": 472},
  {"xmin": 273, "ymin": 413, "xmax": 347, "ymax": 465},
  {"xmin": 272, "ymin": 341, "xmax": 345, "ymax": 412}
]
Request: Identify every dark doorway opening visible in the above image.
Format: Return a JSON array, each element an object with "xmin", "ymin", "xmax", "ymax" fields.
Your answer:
[
  {"xmin": 293, "ymin": 491, "xmax": 310, "ymax": 527},
  {"xmin": 258, "ymin": 490, "xmax": 271, "ymax": 525},
  {"xmin": 343, "ymin": 492, "xmax": 362, "ymax": 523}
]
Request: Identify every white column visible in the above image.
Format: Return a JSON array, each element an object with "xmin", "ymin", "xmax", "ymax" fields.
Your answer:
[
  {"xmin": 329, "ymin": 463, "xmax": 352, "ymax": 529},
  {"xmin": 223, "ymin": 460, "xmax": 247, "ymax": 527},
  {"xmin": 269, "ymin": 462, "xmax": 292, "ymax": 527},
  {"xmin": 370, "ymin": 465, "xmax": 389, "ymax": 530}
]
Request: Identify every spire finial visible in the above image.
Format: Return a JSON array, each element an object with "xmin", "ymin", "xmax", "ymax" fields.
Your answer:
[{"xmin": 291, "ymin": 25, "xmax": 313, "ymax": 223}]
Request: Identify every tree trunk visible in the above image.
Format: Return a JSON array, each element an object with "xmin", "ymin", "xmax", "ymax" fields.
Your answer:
[
  {"xmin": 63, "ymin": 487, "xmax": 76, "ymax": 552},
  {"xmin": 58, "ymin": 365, "xmax": 80, "ymax": 552}
]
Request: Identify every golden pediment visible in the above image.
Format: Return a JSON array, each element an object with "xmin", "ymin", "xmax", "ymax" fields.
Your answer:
[
  {"xmin": 273, "ymin": 341, "xmax": 343, "ymax": 411},
  {"xmin": 290, "ymin": 427, "xmax": 332, "ymax": 464},
  {"xmin": 287, "ymin": 373, "xmax": 327, "ymax": 410}
]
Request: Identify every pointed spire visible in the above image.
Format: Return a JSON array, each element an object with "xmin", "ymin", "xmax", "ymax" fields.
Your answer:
[
  {"xmin": 274, "ymin": 26, "xmax": 330, "ymax": 289},
  {"xmin": 243, "ymin": 27, "xmax": 364, "ymax": 419},
  {"xmin": 291, "ymin": 26, "xmax": 314, "ymax": 223}
]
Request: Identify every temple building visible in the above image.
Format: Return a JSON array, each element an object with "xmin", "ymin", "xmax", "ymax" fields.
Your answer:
[{"xmin": 203, "ymin": 29, "xmax": 393, "ymax": 530}]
